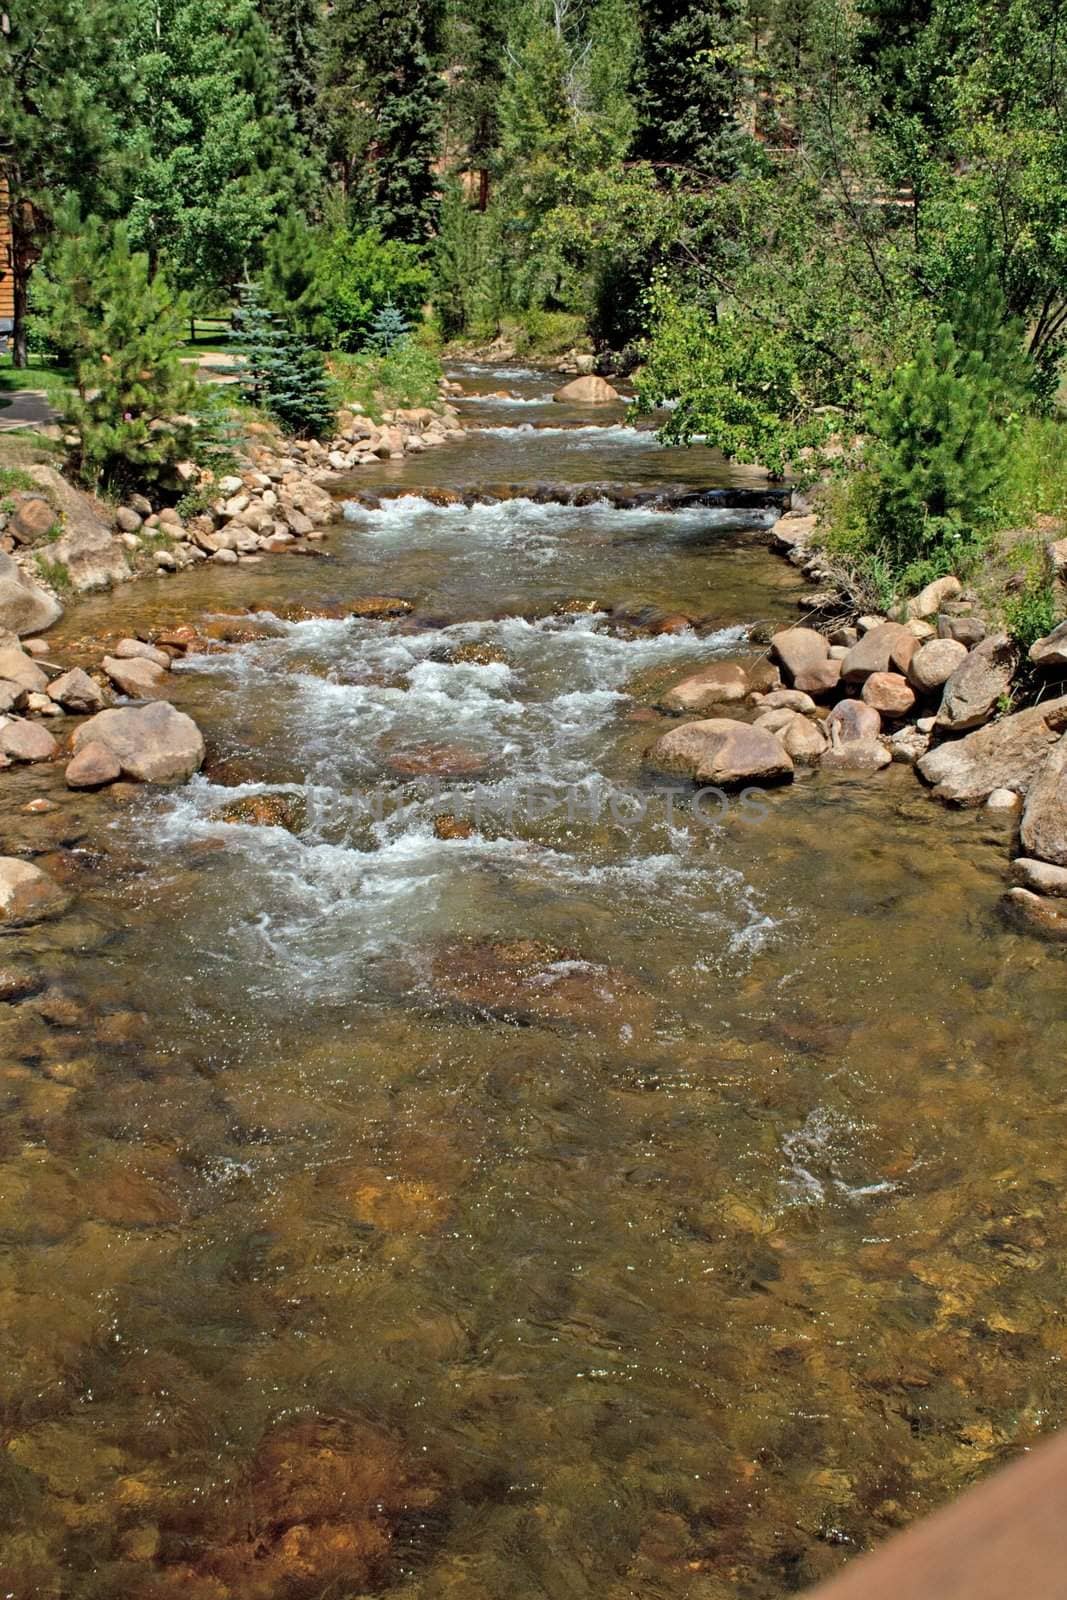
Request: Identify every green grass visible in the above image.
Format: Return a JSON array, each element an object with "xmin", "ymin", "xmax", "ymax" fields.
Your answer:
[
  {"xmin": 0, "ymin": 354, "xmax": 74, "ymax": 414},
  {"xmin": 330, "ymin": 341, "xmax": 442, "ymax": 422},
  {"xmin": 33, "ymin": 554, "xmax": 73, "ymax": 599},
  {"xmin": 0, "ymin": 467, "xmax": 39, "ymax": 496}
]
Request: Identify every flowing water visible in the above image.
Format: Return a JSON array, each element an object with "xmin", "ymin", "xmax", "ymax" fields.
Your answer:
[{"xmin": 2, "ymin": 369, "xmax": 1067, "ymax": 1599}]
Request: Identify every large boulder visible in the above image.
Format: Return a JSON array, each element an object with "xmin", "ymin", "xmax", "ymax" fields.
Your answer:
[
  {"xmin": 821, "ymin": 739, "xmax": 892, "ymax": 772},
  {"xmin": 0, "ymin": 858, "xmax": 68, "ymax": 925},
  {"xmin": 0, "ymin": 646, "xmax": 48, "ymax": 695},
  {"xmin": 646, "ymin": 718, "xmax": 794, "ymax": 787},
  {"xmin": 26, "ymin": 465, "xmax": 130, "ymax": 591},
  {"xmin": 552, "ymin": 375, "xmax": 619, "ymax": 404},
  {"xmin": 659, "ymin": 661, "xmax": 749, "ymax": 713},
  {"xmin": 770, "ymin": 626, "xmax": 827, "ymax": 683},
  {"xmin": 826, "ymin": 698, "xmax": 881, "ymax": 744},
  {"xmin": 840, "ymin": 622, "xmax": 917, "ymax": 683},
  {"xmin": 916, "ymin": 695, "xmax": 1067, "ymax": 804},
  {"xmin": 1029, "ymin": 621, "xmax": 1067, "ymax": 670},
  {"xmin": 101, "ymin": 654, "xmax": 170, "ymax": 700},
  {"xmin": 936, "ymin": 633, "xmax": 1017, "ymax": 731},
  {"xmin": 0, "ymin": 717, "xmax": 58, "ymax": 763},
  {"xmin": 0, "ymin": 550, "xmax": 62, "ymax": 636},
  {"xmin": 793, "ymin": 658, "xmax": 843, "ymax": 697},
  {"xmin": 71, "ymin": 702, "xmax": 205, "ymax": 783},
  {"xmin": 908, "ymin": 637, "xmax": 968, "ymax": 693},
  {"xmin": 1020, "ymin": 735, "xmax": 1067, "ymax": 866}
]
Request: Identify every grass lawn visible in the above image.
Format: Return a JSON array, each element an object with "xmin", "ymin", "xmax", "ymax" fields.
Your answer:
[{"xmin": 0, "ymin": 354, "xmax": 74, "ymax": 415}]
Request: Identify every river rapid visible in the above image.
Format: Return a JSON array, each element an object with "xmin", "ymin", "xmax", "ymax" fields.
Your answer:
[{"xmin": 2, "ymin": 365, "xmax": 1066, "ymax": 1599}]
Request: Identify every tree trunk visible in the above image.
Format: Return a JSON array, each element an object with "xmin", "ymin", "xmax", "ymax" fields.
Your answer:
[
  {"xmin": 11, "ymin": 253, "xmax": 28, "ymax": 368},
  {"xmin": 478, "ymin": 168, "xmax": 490, "ymax": 212}
]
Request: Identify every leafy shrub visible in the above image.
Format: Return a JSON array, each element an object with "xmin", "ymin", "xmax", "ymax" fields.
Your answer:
[
  {"xmin": 330, "ymin": 338, "xmax": 442, "ymax": 420},
  {"xmin": 264, "ymin": 219, "xmax": 430, "ymax": 352}
]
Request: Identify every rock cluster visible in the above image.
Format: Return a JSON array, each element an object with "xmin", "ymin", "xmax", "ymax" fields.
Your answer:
[{"xmin": 0, "ymin": 628, "xmax": 206, "ymax": 793}]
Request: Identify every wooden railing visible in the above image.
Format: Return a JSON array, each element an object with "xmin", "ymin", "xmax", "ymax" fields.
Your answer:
[{"xmin": 803, "ymin": 1429, "xmax": 1067, "ymax": 1599}]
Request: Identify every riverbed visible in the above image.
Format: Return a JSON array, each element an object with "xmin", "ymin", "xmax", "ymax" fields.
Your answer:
[{"xmin": 1, "ymin": 366, "xmax": 1066, "ymax": 1599}]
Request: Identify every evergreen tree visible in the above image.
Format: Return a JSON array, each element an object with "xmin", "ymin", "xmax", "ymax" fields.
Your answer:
[
  {"xmin": 633, "ymin": 0, "xmax": 747, "ymax": 178},
  {"xmin": 258, "ymin": 0, "xmax": 323, "ymax": 143},
  {"xmin": 367, "ymin": 302, "xmax": 411, "ymax": 353},
  {"xmin": 444, "ymin": 0, "xmax": 516, "ymax": 206},
  {"xmin": 319, "ymin": 0, "xmax": 445, "ymax": 241},
  {"xmin": 34, "ymin": 213, "xmax": 202, "ymax": 491},
  {"xmin": 119, "ymin": 0, "xmax": 309, "ymax": 301},
  {"xmin": 0, "ymin": 0, "xmax": 134, "ymax": 365},
  {"xmin": 234, "ymin": 281, "xmax": 336, "ymax": 437}
]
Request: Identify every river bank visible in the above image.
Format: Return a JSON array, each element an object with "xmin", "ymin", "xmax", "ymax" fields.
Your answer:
[{"xmin": 0, "ymin": 363, "xmax": 1066, "ymax": 1600}]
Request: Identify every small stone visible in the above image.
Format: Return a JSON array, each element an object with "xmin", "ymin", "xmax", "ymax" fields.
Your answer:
[
  {"xmin": 65, "ymin": 740, "xmax": 122, "ymax": 789},
  {"xmin": 826, "ymin": 699, "xmax": 881, "ymax": 744},
  {"xmin": 0, "ymin": 646, "xmax": 48, "ymax": 694},
  {"xmin": 11, "ymin": 496, "xmax": 58, "ymax": 544},
  {"xmin": 888, "ymin": 725, "xmax": 930, "ymax": 765},
  {"xmin": 1013, "ymin": 857, "xmax": 1067, "ymax": 896},
  {"xmin": 434, "ymin": 814, "xmax": 476, "ymax": 840},
  {"xmin": 115, "ymin": 506, "xmax": 143, "ymax": 533},
  {"xmin": 213, "ymin": 548, "xmax": 239, "ymax": 564},
  {"xmin": 756, "ymin": 689, "xmax": 817, "ymax": 714},
  {"xmin": 21, "ymin": 639, "xmax": 49, "ymax": 658},
  {"xmin": 48, "ymin": 667, "xmax": 107, "ymax": 714},
  {"xmin": 937, "ymin": 614, "xmax": 986, "ymax": 647},
  {"xmin": 906, "ymin": 574, "xmax": 961, "ymax": 620},
  {"xmin": 114, "ymin": 638, "xmax": 171, "ymax": 670},
  {"xmin": 986, "ymin": 787, "xmax": 1022, "ymax": 812}
]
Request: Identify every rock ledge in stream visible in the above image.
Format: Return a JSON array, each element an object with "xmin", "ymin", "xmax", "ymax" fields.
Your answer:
[
  {"xmin": 646, "ymin": 719, "xmax": 794, "ymax": 787},
  {"xmin": 430, "ymin": 938, "xmax": 652, "ymax": 1032},
  {"xmin": 71, "ymin": 702, "xmax": 205, "ymax": 784}
]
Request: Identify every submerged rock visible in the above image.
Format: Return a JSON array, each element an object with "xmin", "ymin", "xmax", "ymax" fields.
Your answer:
[
  {"xmin": 386, "ymin": 742, "xmax": 489, "ymax": 779},
  {"xmin": 646, "ymin": 718, "xmax": 794, "ymax": 786},
  {"xmin": 213, "ymin": 792, "xmax": 305, "ymax": 831},
  {"xmin": 0, "ymin": 857, "xmax": 69, "ymax": 924},
  {"xmin": 1012, "ymin": 857, "xmax": 1067, "ymax": 897},
  {"xmin": 348, "ymin": 595, "xmax": 415, "ymax": 618},
  {"xmin": 431, "ymin": 937, "xmax": 652, "ymax": 1031},
  {"xmin": 71, "ymin": 702, "xmax": 205, "ymax": 783},
  {"xmin": 659, "ymin": 661, "xmax": 749, "ymax": 712},
  {"xmin": 1004, "ymin": 886, "xmax": 1067, "ymax": 941}
]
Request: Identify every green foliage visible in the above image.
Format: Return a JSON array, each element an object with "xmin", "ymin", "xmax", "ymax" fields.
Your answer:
[
  {"xmin": 258, "ymin": 0, "xmax": 322, "ymax": 142},
  {"xmin": 320, "ymin": 0, "xmax": 444, "ymax": 240},
  {"xmin": 0, "ymin": 0, "xmax": 135, "ymax": 363},
  {"xmin": 0, "ymin": 469, "xmax": 39, "ymax": 496},
  {"xmin": 330, "ymin": 339, "xmax": 442, "ymax": 419},
  {"xmin": 264, "ymin": 220, "xmax": 431, "ymax": 351},
  {"xmin": 1002, "ymin": 547, "xmax": 1058, "ymax": 649},
  {"xmin": 34, "ymin": 211, "xmax": 203, "ymax": 493},
  {"xmin": 633, "ymin": 0, "xmax": 747, "ymax": 177},
  {"xmin": 119, "ymin": 0, "xmax": 309, "ymax": 301},
  {"xmin": 33, "ymin": 555, "xmax": 74, "ymax": 599},
  {"xmin": 233, "ymin": 281, "xmax": 337, "ymax": 437}
]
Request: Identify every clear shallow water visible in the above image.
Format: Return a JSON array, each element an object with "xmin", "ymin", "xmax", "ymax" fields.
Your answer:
[{"xmin": 1, "ymin": 366, "xmax": 1066, "ymax": 1599}]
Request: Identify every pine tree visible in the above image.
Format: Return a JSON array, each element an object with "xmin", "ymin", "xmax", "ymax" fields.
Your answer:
[
  {"xmin": 367, "ymin": 301, "xmax": 410, "ymax": 353},
  {"xmin": 258, "ymin": 0, "xmax": 323, "ymax": 143},
  {"xmin": 234, "ymin": 281, "xmax": 336, "ymax": 437},
  {"xmin": 35, "ymin": 214, "xmax": 201, "ymax": 491},
  {"xmin": 319, "ymin": 0, "xmax": 445, "ymax": 242},
  {"xmin": 0, "ymin": 0, "xmax": 134, "ymax": 365},
  {"xmin": 633, "ymin": 0, "xmax": 746, "ymax": 178}
]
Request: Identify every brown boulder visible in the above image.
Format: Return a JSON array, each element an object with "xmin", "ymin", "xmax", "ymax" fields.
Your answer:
[
  {"xmin": 908, "ymin": 638, "xmax": 968, "ymax": 693},
  {"xmin": 48, "ymin": 667, "xmax": 107, "ymax": 714},
  {"xmin": 792, "ymin": 657, "xmax": 843, "ymax": 697},
  {"xmin": 821, "ymin": 739, "xmax": 892, "ymax": 772},
  {"xmin": 65, "ymin": 740, "xmax": 122, "ymax": 789},
  {"xmin": 113, "ymin": 637, "xmax": 171, "ymax": 669},
  {"xmin": 827, "ymin": 699, "xmax": 881, "ymax": 744},
  {"xmin": 0, "ymin": 646, "xmax": 48, "ymax": 695},
  {"xmin": 862, "ymin": 672, "xmax": 915, "ymax": 717},
  {"xmin": 936, "ymin": 634, "xmax": 1018, "ymax": 731},
  {"xmin": 916, "ymin": 695, "xmax": 1067, "ymax": 804},
  {"xmin": 1020, "ymin": 735, "xmax": 1067, "ymax": 866},
  {"xmin": 10, "ymin": 495, "xmax": 58, "ymax": 545},
  {"xmin": 1012, "ymin": 857, "xmax": 1067, "ymax": 897},
  {"xmin": 778, "ymin": 712, "xmax": 828, "ymax": 765},
  {"xmin": 660, "ymin": 661, "xmax": 749, "ymax": 712},
  {"xmin": 101, "ymin": 654, "xmax": 170, "ymax": 700},
  {"xmin": 840, "ymin": 622, "xmax": 917, "ymax": 682},
  {"xmin": 71, "ymin": 702, "xmax": 205, "ymax": 783},
  {"xmin": 770, "ymin": 626, "xmax": 828, "ymax": 683},
  {"xmin": 386, "ymin": 742, "xmax": 489, "ymax": 779},
  {"xmin": 552, "ymin": 375, "xmax": 620, "ymax": 404},
  {"xmin": 0, "ymin": 717, "xmax": 58, "ymax": 763},
  {"xmin": 0, "ymin": 549, "xmax": 63, "ymax": 636},
  {"xmin": 1029, "ymin": 621, "xmax": 1067, "ymax": 670},
  {"xmin": 646, "ymin": 718, "xmax": 794, "ymax": 786}
]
